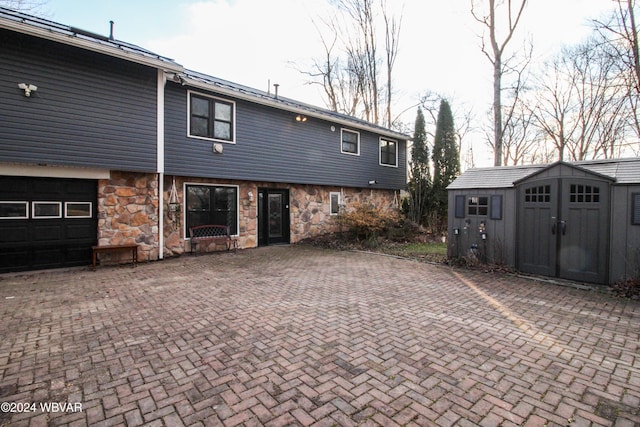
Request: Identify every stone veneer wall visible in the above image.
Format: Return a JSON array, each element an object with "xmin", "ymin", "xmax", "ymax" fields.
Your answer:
[
  {"xmin": 97, "ymin": 171, "xmax": 159, "ymax": 262},
  {"xmin": 162, "ymin": 176, "xmax": 400, "ymax": 256},
  {"xmin": 96, "ymin": 173, "xmax": 399, "ymax": 261}
]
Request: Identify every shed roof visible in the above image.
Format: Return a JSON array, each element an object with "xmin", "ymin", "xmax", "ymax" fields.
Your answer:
[{"xmin": 448, "ymin": 158, "xmax": 640, "ymax": 190}]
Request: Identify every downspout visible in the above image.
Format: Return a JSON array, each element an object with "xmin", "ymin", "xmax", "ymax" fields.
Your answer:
[{"xmin": 157, "ymin": 69, "xmax": 166, "ymax": 260}]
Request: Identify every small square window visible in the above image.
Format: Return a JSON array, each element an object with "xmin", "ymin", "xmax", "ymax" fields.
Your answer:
[
  {"xmin": 341, "ymin": 129, "xmax": 360, "ymax": 155},
  {"xmin": 468, "ymin": 196, "xmax": 488, "ymax": 216}
]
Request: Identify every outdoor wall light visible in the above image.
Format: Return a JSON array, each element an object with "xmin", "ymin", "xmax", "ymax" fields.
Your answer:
[
  {"xmin": 248, "ymin": 191, "xmax": 254, "ymax": 202},
  {"xmin": 295, "ymin": 114, "xmax": 307, "ymax": 122},
  {"xmin": 18, "ymin": 83, "xmax": 37, "ymax": 97},
  {"xmin": 368, "ymin": 180, "xmax": 377, "ymax": 185}
]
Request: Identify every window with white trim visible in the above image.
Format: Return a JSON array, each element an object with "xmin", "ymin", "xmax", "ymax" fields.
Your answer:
[
  {"xmin": 65, "ymin": 202, "xmax": 92, "ymax": 218},
  {"xmin": 380, "ymin": 138, "xmax": 397, "ymax": 166},
  {"xmin": 188, "ymin": 92, "xmax": 235, "ymax": 142},
  {"xmin": 341, "ymin": 129, "xmax": 360, "ymax": 155},
  {"xmin": 330, "ymin": 192, "xmax": 341, "ymax": 215},
  {"xmin": 185, "ymin": 184, "xmax": 238, "ymax": 237},
  {"xmin": 33, "ymin": 202, "xmax": 62, "ymax": 219},
  {"xmin": 0, "ymin": 201, "xmax": 28, "ymax": 219}
]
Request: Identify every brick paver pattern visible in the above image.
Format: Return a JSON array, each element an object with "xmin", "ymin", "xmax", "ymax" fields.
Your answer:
[{"xmin": 0, "ymin": 246, "xmax": 639, "ymax": 427}]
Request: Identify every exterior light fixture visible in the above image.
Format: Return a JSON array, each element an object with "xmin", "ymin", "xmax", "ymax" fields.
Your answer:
[
  {"xmin": 368, "ymin": 180, "xmax": 377, "ymax": 185},
  {"xmin": 18, "ymin": 83, "xmax": 37, "ymax": 97},
  {"xmin": 295, "ymin": 114, "xmax": 307, "ymax": 122}
]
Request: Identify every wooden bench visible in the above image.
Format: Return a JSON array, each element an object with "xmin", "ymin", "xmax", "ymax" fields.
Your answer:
[
  {"xmin": 92, "ymin": 244, "xmax": 138, "ymax": 270},
  {"xmin": 189, "ymin": 224, "xmax": 237, "ymax": 255}
]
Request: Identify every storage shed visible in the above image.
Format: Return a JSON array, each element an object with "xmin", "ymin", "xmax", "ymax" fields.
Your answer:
[{"xmin": 447, "ymin": 158, "xmax": 640, "ymax": 285}]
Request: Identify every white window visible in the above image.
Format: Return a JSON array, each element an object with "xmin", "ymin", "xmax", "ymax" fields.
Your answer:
[
  {"xmin": 341, "ymin": 129, "xmax": 360, "ymax": 155},
  {"xmin": 379, "ymin": 138, "xmax": 398, "ymax": 167},
  {"xmin": 65, "ymin": 202, "xmax": 92, "ymax": 218},
  {"xmin": 330, "ymin": 192, "xmax": 341, "ymax": 215},
  {"xmin": 188, "ymin": 91, "xmax": 236, "ymax": 143},
  {"xmin": 32, "ymin": 202, "xmax": 62, "ymax": 219},
  {"xmin": 0, "ymin": 201, "xmax": 29, "ymax": 219}
]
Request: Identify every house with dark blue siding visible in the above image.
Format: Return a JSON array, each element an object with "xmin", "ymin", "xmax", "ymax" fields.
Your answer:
[{"xmin": 0, "ymin": 7, "xmax": 408, "ymax": 273}]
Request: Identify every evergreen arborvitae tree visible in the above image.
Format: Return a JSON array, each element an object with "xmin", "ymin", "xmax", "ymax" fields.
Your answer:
[
  {"xmin": 431, "ymin": 99, "xmax": 460, "ymax": 231},
  {"xmin": 406, "ymin": 108, "xmax": 431, "ymax": 226}
]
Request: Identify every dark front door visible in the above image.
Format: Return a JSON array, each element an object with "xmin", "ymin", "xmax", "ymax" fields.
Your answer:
[
  {"xmin": 258, "ymin": 189, "xmax": 290, "ymax": 246},
  {"xmin": 0, "ymin": 176, "xmax": 98, "ymax": 273},
  {"xmin": 517, "ymin": 177, "xmax": 609, "ymax": 283}
]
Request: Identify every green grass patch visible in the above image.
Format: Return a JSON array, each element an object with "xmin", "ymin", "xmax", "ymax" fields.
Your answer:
[{"xmin": 377, "ymin": 241, "xmax": 448, "ymax": 260}]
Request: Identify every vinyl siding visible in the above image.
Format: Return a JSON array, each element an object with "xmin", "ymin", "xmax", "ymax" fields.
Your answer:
[
  {"xmin": 0, "ymin": 30, "xmax": 158, "ymax": 172},
  {"xmin": 164, "ymin": 84, "xmax": 407, "ymax": 190}
]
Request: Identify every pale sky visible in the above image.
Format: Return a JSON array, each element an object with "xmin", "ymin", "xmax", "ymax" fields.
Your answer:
[{"xmin": 40, "ymin": 0, "xmax": 617, "ymax": 166}]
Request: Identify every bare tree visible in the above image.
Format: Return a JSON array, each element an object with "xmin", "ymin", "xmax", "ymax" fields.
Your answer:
[
  {"xmin": 529, "ymin": 38, "xmax": 630, "ymax": 161},
  {"xmin": 301, "ymin": 0, "xmax": 402, "ymax": 128},
  {"xmin": 593, "ymin": 0, "xmax": 640, "ymax": 145},
  {"xmin": 0, "ymin": 0, "xmax": 48, "ymax": 12},
  {"xmin": 471, "ymin": 0, "xmax": 528, "ymax": 166}
]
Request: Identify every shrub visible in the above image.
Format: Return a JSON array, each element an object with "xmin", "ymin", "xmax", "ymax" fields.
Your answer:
[{"xmin": 336, "ymin": 202, "xmax": 400, "ymax": 244}]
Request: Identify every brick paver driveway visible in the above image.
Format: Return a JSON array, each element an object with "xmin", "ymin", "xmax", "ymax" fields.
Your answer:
[{"xmin": 1, "ymin": 245, "xmax": 639, "ymax": 427}]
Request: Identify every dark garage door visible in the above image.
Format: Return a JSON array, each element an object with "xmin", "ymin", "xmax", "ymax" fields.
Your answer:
[{"xmin": 0, "ymin": 176, "xmax": 97, "ymax": 273}]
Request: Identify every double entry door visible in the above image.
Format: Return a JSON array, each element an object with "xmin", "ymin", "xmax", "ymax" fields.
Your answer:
[
  {"xmin": 517, "ymin": 178, "xmax": 609, "ymax": 284},
  {"xmin": 257, "ymin": 189, "xmax": 290, "ymax": 246}
]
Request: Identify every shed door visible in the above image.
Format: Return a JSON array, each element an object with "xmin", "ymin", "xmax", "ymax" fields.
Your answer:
[
  {"xmin": 518, "ymin": 179, "xmax": 558, "ymax": 277},
  {"xmin": 517, "ymin": 178, "xmax": 609, "ymax": 284},
  {"xmin": 558, "ymin": 179, "xmax": 609, "ymax": 283}
]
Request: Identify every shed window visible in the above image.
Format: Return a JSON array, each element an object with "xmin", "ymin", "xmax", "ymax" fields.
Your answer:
[
  {"xmin": 569, "ymin": 184, "xmax": 600, "ymax": 203},
  {"xmin": 632, "ymin": 193, "xmax": 640, "ymax": 225},
  {"xmin": 525, "ymin": 185, "xmax": 551, "ymax": 203},
  {"xmin": 189, "ymin": 92, "xmax": 235, "ymax": 142},
  {"xmin": 468, "ymin": 196, "xmax": 488, "ymax": 216},
  {"xmin": 490, "ymin": 195, "xmax": 503, "ymax": 220}
]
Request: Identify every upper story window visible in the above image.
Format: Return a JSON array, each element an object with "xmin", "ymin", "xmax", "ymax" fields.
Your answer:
[
  {"xmin": 188, "ymin": 92, "xmax": 235, "ymax": 143},
  {"xmin": 380, "ymin": 138, "xmax": 398, "ymax": 167},
  {"xmin": 341, "ymin": 129, "xmax": 360, "ymax": 155}
]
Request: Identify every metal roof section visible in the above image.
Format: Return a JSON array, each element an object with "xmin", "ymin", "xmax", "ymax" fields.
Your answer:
[
  {"xmin": 180, "ymin": 69, "xmax": 410, "ymax": 141},
  {"xmin": 0, "ymin": 6, "xmax": 183, "ymax": 72},
  {"xmin": 448, "ymin": 157, "xmax": 640, "ymax": 190}
]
